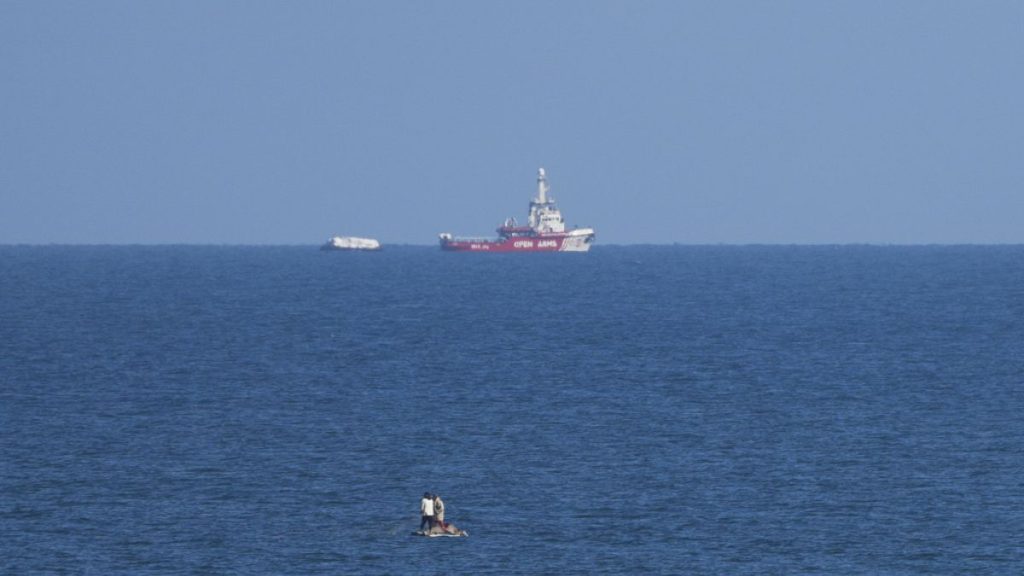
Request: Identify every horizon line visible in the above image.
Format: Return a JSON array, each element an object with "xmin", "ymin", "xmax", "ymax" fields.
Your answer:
[{"xmin": 3, "ymin": 242, "xmax": 1024, "ymax": 248}]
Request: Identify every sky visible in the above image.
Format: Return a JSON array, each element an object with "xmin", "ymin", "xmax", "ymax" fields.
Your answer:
[{"xmin": 1, "ymin": 1, "xmax": 1022, "ymax": 245}]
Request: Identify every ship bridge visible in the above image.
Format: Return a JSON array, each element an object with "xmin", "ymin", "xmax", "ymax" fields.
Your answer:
[{"xmin": 528, "ymin": 168, "xmax": 566, "ymax": 234}]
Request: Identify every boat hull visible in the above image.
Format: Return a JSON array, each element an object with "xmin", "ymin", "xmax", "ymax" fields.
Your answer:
[
  {"xmin": 440, "ymin": 230, "xmax": 594, "ymax": 252},
  {"xmin": 321, "ymin": 236, "xmax": 381, "ymax": 251}
]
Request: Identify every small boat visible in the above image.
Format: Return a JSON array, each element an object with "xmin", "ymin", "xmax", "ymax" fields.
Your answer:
[
  {"xmin": 320, "ymin": 236, "xmax": 381, "ymax": 251},
  {"xmin": 412, "ymin": 523, "xmax": 468, "ymax": 538}
]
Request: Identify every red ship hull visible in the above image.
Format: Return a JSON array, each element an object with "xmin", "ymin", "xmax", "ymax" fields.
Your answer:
[{"xmin": 441, "ymin": 235, "xmax": 567, "ymax": 252}]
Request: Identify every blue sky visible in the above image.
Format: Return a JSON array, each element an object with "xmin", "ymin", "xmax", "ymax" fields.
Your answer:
[{"xmin": 1, "ymin": 1, "xmax": 1021, "ymax": 244}]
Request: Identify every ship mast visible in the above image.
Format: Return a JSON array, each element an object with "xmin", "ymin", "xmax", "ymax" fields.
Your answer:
[{"xmin": 536, "ymin": 168, "xmax": 549, "ymax": 204}]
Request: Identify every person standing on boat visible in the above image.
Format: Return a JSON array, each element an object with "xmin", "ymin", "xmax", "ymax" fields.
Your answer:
[
  {"xmin": 419, "ymin": 492, "xmax": 435, "ymax": 531},
  {"xmin": 433, "ymin": 494, "xmax": 445, "ymax": 529}
]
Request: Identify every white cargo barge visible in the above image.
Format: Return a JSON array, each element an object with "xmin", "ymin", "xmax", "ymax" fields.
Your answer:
[{"xmin": 320, "ymin": 236, "xmax": 381, "ymax": 251}]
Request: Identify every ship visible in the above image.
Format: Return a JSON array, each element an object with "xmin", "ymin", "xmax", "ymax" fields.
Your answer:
[
  {"xmin": 438, "ymin": 168, "xmax": 595, "ymax": 252},
  {"xmin": 320, "ymin": 236, "xmax": 381, "ymax": 251}
]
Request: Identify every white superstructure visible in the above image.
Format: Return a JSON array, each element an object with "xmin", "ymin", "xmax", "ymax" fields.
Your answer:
[{"xmin": 527, "ymin": 168, "xmax": 567, "ymax": 234}]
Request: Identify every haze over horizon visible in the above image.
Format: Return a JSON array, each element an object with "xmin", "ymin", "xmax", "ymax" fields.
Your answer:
[{"xmin": 2, "ymin": 1, "xmax": 1022, "ymax": 245}]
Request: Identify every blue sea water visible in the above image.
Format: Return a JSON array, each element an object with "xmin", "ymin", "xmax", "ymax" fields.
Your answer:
[{"xmin": 2, "ymin": 245, "xmax": 1023, "ymax": 574}]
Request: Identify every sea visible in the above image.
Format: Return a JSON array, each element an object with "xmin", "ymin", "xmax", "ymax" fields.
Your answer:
[{"xmin": 2, "ymin": 245, "xmax": 1022, "ymax": 574}]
